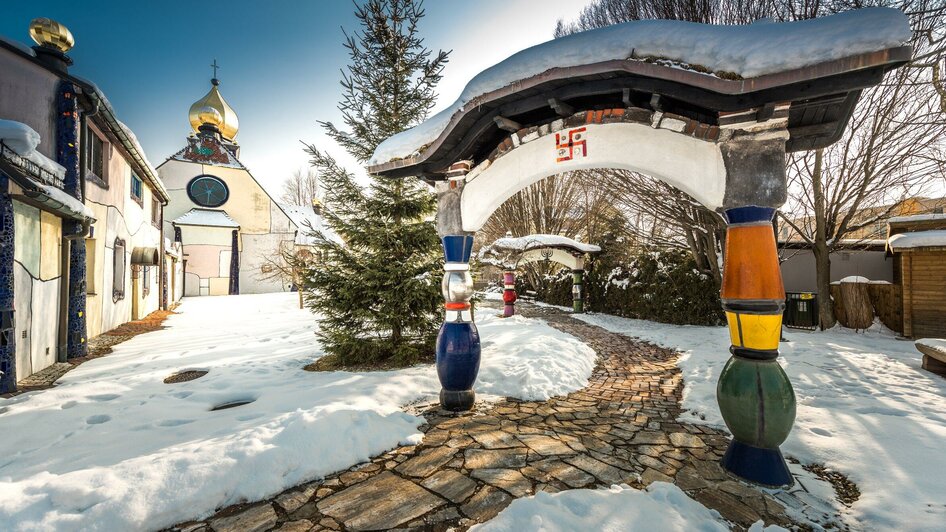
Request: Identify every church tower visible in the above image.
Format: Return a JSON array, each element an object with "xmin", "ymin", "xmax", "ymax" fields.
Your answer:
[{"xmin": 156, "ymin": 66, "xmax": 296, "ymax": 296}]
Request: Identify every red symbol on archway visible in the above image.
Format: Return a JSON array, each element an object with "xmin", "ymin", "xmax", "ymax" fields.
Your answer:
[{"xmin": 555, "ymin": 127, "xmax": 587, "ymax": 163}]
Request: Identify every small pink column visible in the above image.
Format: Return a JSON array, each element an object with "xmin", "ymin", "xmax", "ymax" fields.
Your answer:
[{"xmin": 502, "ymin": 270, "xmax": 517, "ymax": 317}]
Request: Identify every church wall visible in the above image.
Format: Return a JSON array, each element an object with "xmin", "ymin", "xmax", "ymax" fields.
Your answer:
[
  {"xmin": 11, "ymin": 200, "xmax": 62, "ymax": 381},
  {"xmin": 0, "ymin": 51, "xmax": 59, "ymax": 160},
  {"xmin": 157, "ymin": 153, "xmax": 297, "ymax": 296}
]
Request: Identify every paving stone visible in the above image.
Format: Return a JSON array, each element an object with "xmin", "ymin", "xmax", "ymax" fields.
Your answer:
[
  {"xmin": 209, "ymin": 504, "xmax": 277, "ymax": 532},
  {"xmin": 668, "ymin": 432, "xmax": 706, "ymax": 448},
  {"xmin": 471, "ymin": 468, "xmax": 533, "ymax": 497},
  {"xmin": 446, "ymin": 435, "xmax": 475, "ymax": 448},
  {"xmin": 421, "ymin": 469, "xmax": 478, "ymax": 504},
  {"xmin": 464, "ymin": 448, "xmax": 527, "ymax": 469},
  {"xmin": 277, "ymin": 519, "xmax": 313, "ymax": 532},
  {"xmin": 395, "ymin": 446, "xmax": 457, "ymax": 478},
  {"xmin": 564, "ymin": 455, "xmax": 629, "ymax": 485},
  {"xmin": 692, "ymin": 489, "xmax": 762, "ymax": 526},
  {"xmin": 517, "ymin": 434, "xmax": 576, "ymax": 456},
  {"xmin": 631, "ymin": 431, "xmax": 670, "ymax": 445},
  {"xmin": 317, "ymin": 472, "xmax": 445, "ymax": 530},
  {"xmin": 339, "ymin": 471, "xmax": 370, "ymax": 485},
  {"xmin": 460, "ymin": 486, "xmax": 513, "ymax": 522},
  {"xmin": 641, "ymin": 468, "xmax": 674, "ymax": 485},
  {"xmin": 275, "ymin": 489, "xmax": 311, "ymax": 514},
  {"xmin": 472, "ymin": 429, "xmax": 523, "ymax": 449},
  {"xmin": 674, "ymin": 466, "xmax": 710, "ymax": 491},
  {"xmin": 319, "ymin": 517, "xmax": 341, "ymax": 530}
]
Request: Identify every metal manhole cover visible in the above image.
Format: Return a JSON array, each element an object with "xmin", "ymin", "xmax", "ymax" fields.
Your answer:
[{"xmin": 163, "ymin": 370, "xmax": 208, "ymax": 384}]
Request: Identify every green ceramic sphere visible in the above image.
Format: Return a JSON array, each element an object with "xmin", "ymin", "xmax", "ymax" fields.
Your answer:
[{"xmin": 717, "ymin": 356, "xmax": 796, "ymax": 448}]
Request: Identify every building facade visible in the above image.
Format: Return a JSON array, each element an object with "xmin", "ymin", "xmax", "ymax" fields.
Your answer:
[
  {"xmin": 0, "ymin": 18, "xmax": 171, "ymax": 393},
  {"xmin": 157, "ymin": 79, "xmax": 297, "ymax": 296}
]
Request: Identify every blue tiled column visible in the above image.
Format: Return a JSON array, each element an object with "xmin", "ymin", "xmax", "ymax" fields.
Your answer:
[
  {"xmin": 437, "ymin": 234, "xmax": 479, "ymax": 411},
  {"xmin": 58, "ymin": 80, "xmax": 87, "ymax": 359},
  {"xmin": 0, "ymin": 173, "xmax": 16, "ymax": 393}
]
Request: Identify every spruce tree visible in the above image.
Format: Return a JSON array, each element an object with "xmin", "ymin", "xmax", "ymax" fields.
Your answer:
[{"xmin": 302, "ymin": 0, "xmax": 449, "ymax": 365}]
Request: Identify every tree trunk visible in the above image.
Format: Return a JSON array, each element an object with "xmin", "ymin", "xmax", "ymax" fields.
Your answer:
[{"xmin": 810, "ymin": 149, "xmax": 836, "ymax": 329}]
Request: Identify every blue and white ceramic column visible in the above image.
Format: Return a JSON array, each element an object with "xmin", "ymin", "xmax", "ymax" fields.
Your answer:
[
  {"xmin": 0, "ymin": 172, "xmax": 16, "ymax": 393},
  {"xmin": 437, "ymin": 234, "xmax": 480, "ymax": 411},
  {"xmin": 58, "ymin": 80, "xmax": 87, "ymax": 359}
]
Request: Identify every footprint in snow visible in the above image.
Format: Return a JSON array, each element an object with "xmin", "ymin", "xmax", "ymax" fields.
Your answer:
[
  {"xmin": 89, "ymin": 393, "xmax": 120, "ymax": 402},
  {"xmin": 61, "ymin": 400, "xmax": 77, "ymax": 409},
  {"xmin": 809, "ymin": 427, "xmax": 833, "ymax": 437},
  {"xmin": 86, "ymin": 414, "xmax": 111, "ymax": 425},
  {"xmin": 157, "ymin": 419, "xmax": 194, "ymax": 427}
]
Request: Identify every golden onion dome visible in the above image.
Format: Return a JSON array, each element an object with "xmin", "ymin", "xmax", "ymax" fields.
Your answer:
[
  {"xmin": 29, "ymin": 18, "xmax": 75, "ymax": 53},
  {"xmin": 188, "ymin": 81, "xmax": 239, "ymax": 140}
]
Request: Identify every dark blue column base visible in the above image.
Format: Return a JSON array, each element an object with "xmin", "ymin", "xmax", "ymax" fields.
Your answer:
[
  {"xmin": 721, "ymin": 440, "xmax": 793, "ymax": 488},
  {"xmin": 440, "ymin": 389, "xmax": 475, "ymax": 411}
]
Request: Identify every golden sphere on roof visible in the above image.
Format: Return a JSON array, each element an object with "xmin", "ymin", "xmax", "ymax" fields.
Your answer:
[
  {"xmin": 29, "ymin": 18, "xmax": 74, "ymax": 53},
  {"xmin": 196, "ymin": 105, "xmax": 223, "ymax": 128},
  {"xmin": 188, "ymin": 80, "xmax": 239, "ymax": 140}
]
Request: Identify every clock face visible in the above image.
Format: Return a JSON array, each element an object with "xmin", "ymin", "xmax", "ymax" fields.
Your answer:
[{"xmin": 187, "ymin": 175, "xmax": 229, "ymax": 208}]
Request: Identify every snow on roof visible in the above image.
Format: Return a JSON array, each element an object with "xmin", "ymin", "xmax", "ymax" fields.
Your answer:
[
  {"xmin": 369, "ymin": 8, "xmax": 910, "ymax": 166},
  {"xmin": 488, "ymin": 234, "xmax": 601, "ymax": 254},
  {"xmin": 279, "ymin": 203, "xmax": 340, "ymax": 246},
  {"xmin": 0, "ymin": 119, "xmax": 67, "ymax": 179},
  {"xmin": 888, "ymin": 230, "xmax": 946, "ymax": 250},
  {"xmin": 888, "ymin": 213, "xmax": 946, "ymax": 224},
  {"xmin": 172, "ymin": 208, "xmax": 239, "ymax": 228}
]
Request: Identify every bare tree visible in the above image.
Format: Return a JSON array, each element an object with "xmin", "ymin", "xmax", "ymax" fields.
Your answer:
[
  {"xmin": 280, "ymin": 168, "xmax": 322, "ymax": 206},
  {"xmin": 782, "ymin": 0, "xmax": 946, "ymax": 328}
]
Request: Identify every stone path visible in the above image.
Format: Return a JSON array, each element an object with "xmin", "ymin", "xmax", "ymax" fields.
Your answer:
[{"xmin": 171, "ymin": 303, "xmax": 847, "ymax": 532}]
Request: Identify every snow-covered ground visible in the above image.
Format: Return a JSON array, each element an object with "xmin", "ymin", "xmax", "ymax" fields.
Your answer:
[
  {"xmin": 575, "ymin": 313, "xmax": 946, "ymax": 531},
  {"xmin": 0, "ymin": 293, "xmax": 595, "ymax": 531},
  {"xmin": 474, "ymin": 482, "xmax": 785, "ymax": 532}
]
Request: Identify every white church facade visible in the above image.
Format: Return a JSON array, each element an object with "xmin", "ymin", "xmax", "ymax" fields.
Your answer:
[{"xmin": 157, "ymin": 77, "xmax": 297, "ymax": 296}]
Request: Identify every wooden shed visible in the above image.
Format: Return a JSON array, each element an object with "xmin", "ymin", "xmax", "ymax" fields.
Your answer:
[{"xmin": 887, "ymin": 215, "xmax": 946, "ymax": 338}]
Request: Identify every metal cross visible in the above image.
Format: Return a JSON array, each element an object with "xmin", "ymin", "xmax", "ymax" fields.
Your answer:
[{"xmin": 210, "ymin": 59, "xmax": 220, "ymax": 79}]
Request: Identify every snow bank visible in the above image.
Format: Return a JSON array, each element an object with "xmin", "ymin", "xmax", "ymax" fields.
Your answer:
[
  {"xmin": 575, "ymin": 312, "xmax": 946, "ymax": 530},
  {"xmin": 0, "ymin": 293, "xmax": 595, "ymax": 531},
  {"xmin": 473, "ymin": 482, "xmax": 786, "ymax": 532},
  {"xmin": 475, "ymin": 314, "xmax": 596, "ymax": 401},
  {"xmin": 369, "ymin": 8, "xmax": 910, "ymax": 165},
  {"xmin": 0, "ymin": 119, "xmax": 66, "ymax": 179},
  {"xmin": 888, "ymin": 230, "xmax": 946, "ymax": 250}
]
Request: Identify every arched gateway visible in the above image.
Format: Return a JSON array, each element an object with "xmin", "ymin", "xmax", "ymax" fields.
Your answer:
[
  {"xmin": 479, "ymin": 234, "xmax": 601, "ymax": 315},
  {"xmin": 368, "ymin": 10, "xmax": 911, "ymax": 486}
]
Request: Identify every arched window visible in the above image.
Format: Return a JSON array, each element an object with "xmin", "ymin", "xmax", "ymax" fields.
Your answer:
[{"xmin": 113, "ymin": 238, "xmax": 126, "ymax": 302}]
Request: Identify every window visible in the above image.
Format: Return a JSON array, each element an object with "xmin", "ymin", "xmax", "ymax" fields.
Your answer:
[
  {"xmin": 151, "ymin": 198, "xmax": 161, "ymax": 227},
  {"xmin": 187, "ymin": 175, "xmax": 229, "ymax": 207},
  {"xmin": 85, "ymin": 238, "xmax": 96, "ymax": 294},
  {"xmin": 142, "ymin": 266, "xmax": 151, "ymax": 295},
  {"xmin": 130, "ymin": 173, "xmax": 143, "ymax": 204},
  {"xmin": 113, "ymin": 238, "xmax": 126, "ymax": 302},
  {"xmin": 85, "ymin": 125, "xmax": 107, "ymax": 185}
]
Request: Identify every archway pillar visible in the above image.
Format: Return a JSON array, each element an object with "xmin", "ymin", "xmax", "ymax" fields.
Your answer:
[
  {"xmin": 502, "ymin": 270, "xmax": 516, "ymax": 317},
  {"xmin": 714, "ymin": 131, "xmax": 795, "ymax": 487},
  {"xmin": 434, "ymin": 168, "xmax": 480, "ymax": 411},
  {"xmin": 572, "ymin": 269, "xmax": 585, "ymax": 313}
]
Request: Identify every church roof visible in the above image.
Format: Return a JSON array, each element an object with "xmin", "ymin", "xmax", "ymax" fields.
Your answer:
[
  {"xmin": 169, "ymin": 134, "xmax": 245, "ymax": 169},
  {"xmin": 172, "ymin": 208, "xmax": 240, "ymax": 228}
]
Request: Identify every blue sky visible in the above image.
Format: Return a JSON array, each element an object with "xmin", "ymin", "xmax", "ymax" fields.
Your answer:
[{"xmin": 1, "ymin": 0, "xmax": 593, "ymax": 195}]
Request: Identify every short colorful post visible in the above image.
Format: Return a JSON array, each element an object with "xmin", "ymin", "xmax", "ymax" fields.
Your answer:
[
  {"xmin": 502, "ymin": 270, "xmax": 516, "ymax": 317},
  {"xmin": 717, "ymin": 206, "xmax": 795, "ymax": 487},
  {"xmin": 437, "ymin": 235, "xmax": 480, "ymax": 411},
  {"xmin": 572, "ymin": 269, "xmax": 585, "ymax": 313}
]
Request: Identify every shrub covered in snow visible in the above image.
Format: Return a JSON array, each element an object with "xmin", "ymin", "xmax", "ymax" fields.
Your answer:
[{"xmin": 532, "ymin": 248, "xmax": 723, "ymax": 325}]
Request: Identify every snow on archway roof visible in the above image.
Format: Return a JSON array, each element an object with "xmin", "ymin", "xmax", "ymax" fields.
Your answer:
[
  {"xmin": 488, "ymin": 234, "xmax": 602, "ymax": 254},
  {"xmin": 369, "ymin": 8, "xmax": 910, "ymax": 167}
]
